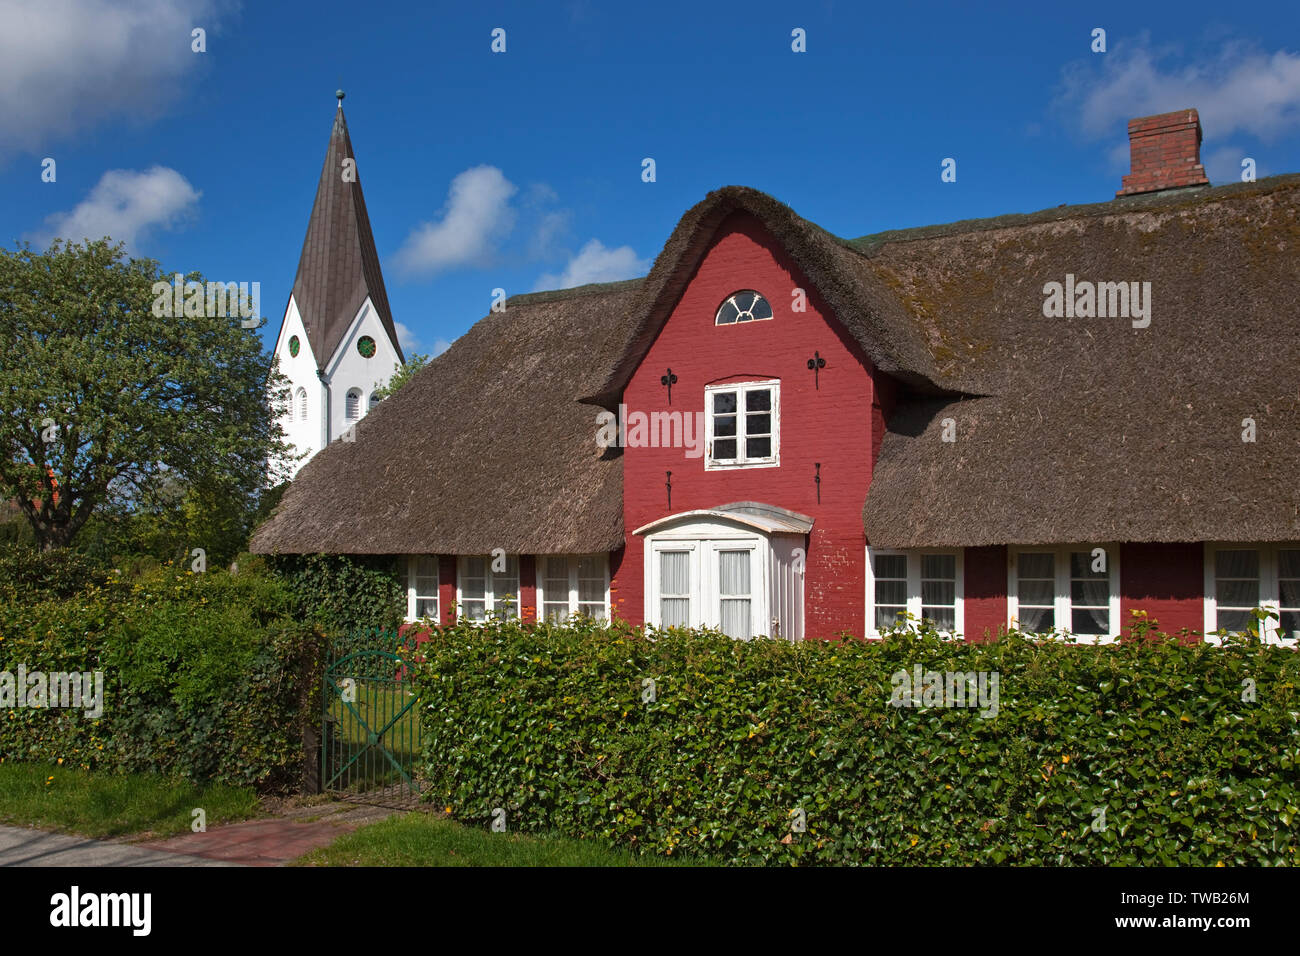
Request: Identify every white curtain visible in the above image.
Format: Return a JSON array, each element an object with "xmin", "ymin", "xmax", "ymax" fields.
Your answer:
[
  {"xmin": 660, "ymin": 552, "xmax": 690, "ymax": 627},
  {"xmin": 718, "ymin": 550, "xmax": 750, "ymax": 638}
]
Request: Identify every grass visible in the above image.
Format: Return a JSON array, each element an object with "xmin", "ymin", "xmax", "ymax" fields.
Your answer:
[
  {"xmin": 0, "ymin": 762, "xmax": 260, "ymax": 839},
  {"xmin": 295, "ymin": 813, "xmax": 710, "ymax": 867}
]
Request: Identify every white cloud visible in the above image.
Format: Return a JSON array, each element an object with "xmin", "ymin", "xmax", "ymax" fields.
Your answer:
[
  {"xmin": 0, "ymin": 0, "xmax": 237, "ymax": 156},
  {"xmin": 1056, "ymin": 36, "xmax": 1300, "ymax": 149},
  {"xmin": 533, "ymin": 239, "xmax": 649, "ymax": 292},
  {"xmin": 395, "ymin": 166, "xmax": 518, "ymax": 275},
  {"xmin": 30, "ymin": 166, "xmax": 201, "ymax": 251},
  {"xmin": 393, "ymin": 321, "xmax": 419, "ymax": 353},
  {"xmin": 430, "ymin": 337, "xmax": 451, "ymax": 358}
]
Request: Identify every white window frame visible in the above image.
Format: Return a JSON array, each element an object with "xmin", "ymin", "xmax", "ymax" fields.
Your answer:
[
  {"xmin": 1203, "ymin": 543, "xmax": 1300, "ymax": 646},
  {"xmin": 704, "ymin": 379, "xmax": 780, "ymax": 470},
  {"xmin": 645, "ymin": 530, "xmax": 772, "ymax": 639},
  {"xmin": 714, "ymin": 290, "xmax": 774, "ymax": 326},
  {"xmin": 537, "ymin": 554, "xmax": 610, "ymax": 622},
  {"xmin": 404, "ymin": 555, "xmax": 439, "ymax": 623},
  {"xmin": 1007, "ymin": 545, "xmax": 1121, "ymax": 643},
  {"xmin": 457, "ymin": 554, "xmax": 520, "ymax": 623},
  {"xmin": 865, "ymin": 548, "xmax": 964, "ymax": 639}
]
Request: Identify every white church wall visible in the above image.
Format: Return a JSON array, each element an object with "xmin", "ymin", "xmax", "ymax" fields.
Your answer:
[
  {"xmin": 324, "ymin": 296, "xmax": 402, "ymax": 442},
  {"xmin": 269, "ymin": 296, "xmax": 322, "ymax": 480}
]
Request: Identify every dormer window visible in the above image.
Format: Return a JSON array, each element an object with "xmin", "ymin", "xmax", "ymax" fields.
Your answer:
[{"xmin": 715, "ymin": 290, "xmax": 773, "ymax": 325}]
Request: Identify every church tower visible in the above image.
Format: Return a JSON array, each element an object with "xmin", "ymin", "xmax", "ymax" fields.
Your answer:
[{"xmin": 271, "ymin": 91, "xmax": 404, "ymax": 479}]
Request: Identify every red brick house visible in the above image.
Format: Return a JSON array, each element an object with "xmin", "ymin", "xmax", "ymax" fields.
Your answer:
[{"xmin": 251, "ymin": 107, "xmax": 1300, "ymax": 646}]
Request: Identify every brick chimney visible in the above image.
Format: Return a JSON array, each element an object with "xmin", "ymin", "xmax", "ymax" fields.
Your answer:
[{"xmin": 1116, "ymin": 108, "xmax": 1210, "ymax": 197}]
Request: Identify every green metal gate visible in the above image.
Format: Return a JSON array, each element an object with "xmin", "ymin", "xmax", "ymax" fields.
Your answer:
[{"xmin": 322, "ymin": 631, "xmax": 423, "ymax": 807}]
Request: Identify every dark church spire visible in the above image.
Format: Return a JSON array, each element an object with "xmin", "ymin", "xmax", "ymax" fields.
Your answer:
[{"xmin": 290, "ymin": 93, "xmax": 402, "ymax": 370}]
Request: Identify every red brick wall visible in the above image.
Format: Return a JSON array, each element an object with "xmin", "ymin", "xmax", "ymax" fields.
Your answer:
[
  {"xmin": 613, "ymin": 211, "xmax": 882, "ymax": 640},
  {"xmin": 438, "ymin": 554, "xmax": 457, "ymax": 625},
  {"xmin": 1121, "ymin": 542, "xmax": 1203, "ymax": 641},
  {"xmin": 519, "ymin": 554, "xmax": 537, "ymax": 623},
  {"xmin": 963, "ymin": 545, "xmax": 1008, "ymax": 642}
]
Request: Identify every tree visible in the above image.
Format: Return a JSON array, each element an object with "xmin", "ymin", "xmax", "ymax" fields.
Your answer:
[
  {"xmin": 371, "ymin": 352, "xmax": 430, "ymax": 401},
  {"xmin": 0, "ymin": 238, "xmax": 291, "ymax": 551}
]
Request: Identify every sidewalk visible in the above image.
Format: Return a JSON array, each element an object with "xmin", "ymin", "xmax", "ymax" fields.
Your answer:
[
  {"xmin": 0, "ymin": 825, "xmax": 232, "ymax": 867},
  {"xmin": 0, "ymin": 800, "xmax": 398, "ymax": 867}
]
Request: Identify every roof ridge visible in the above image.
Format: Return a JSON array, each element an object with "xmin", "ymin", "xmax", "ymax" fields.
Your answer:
[{"xmin": 847, "ymin": 173, "xmax": 1300, "ymax": 254}]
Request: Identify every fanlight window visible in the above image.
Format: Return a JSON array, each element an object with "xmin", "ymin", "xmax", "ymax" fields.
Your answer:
[
  {"xmin": 295, "ymin": 387, "xmax": 308, "ymax": 421},
  {"xmin": 715, "ymin": 290, "xmax": 773, "ymax": 325}
]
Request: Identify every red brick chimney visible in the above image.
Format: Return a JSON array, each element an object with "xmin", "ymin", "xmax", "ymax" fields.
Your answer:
[{"xmin": 1116, "ymin": 108, "xmax": 1210, "ymax": 197}]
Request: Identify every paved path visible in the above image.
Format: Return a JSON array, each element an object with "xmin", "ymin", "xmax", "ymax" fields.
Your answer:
[
  {"xmin": 0, "ymin": 801, "xmax": 400, "ymax": 867},
  {"xmin": 0, "ymin": 825, "xmax": 233, "ymax": 867}
]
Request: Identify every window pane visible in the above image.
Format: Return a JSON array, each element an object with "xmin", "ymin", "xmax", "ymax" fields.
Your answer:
[
  {"xmin": 1280, "ymin": 579, "xmax": 1300, "ymax": 608},
  {"xmin": 577, "ymin": 602, "xmax": 605, "ymax": 620},
  {"xmin": 713, "ymin": 416, "xmax": 737, "ymax": 437},
  {"xmin": 415, "ymin": 597, "xmax": 438, "ymax": 619},
  {"xmin": 1069, "ymin": 551, "xmax": 1106, "ymax": 577},
  {"xmin": 660, "ymin": 552, "xmax": 690, "ymax": 594},
  {"xmin": 718, "ymin": 550, "xmax": 750, "ymax": 597},
  {"xmin": 463, "ymin": 600, "xmax": 486, "ymax": 621},
  {"xmin": 1072, "ymin": 608, "xmax": 1108, "ymax": 635},
  {"xmin": 465, "ymin": 556, "xmax": 485, "ymax": 579},
  {"xmin": 1017, "ymin": 605, "xmax": 1053, "ymax": 633},
  {"xmin": 1278, "ymin": 550, "xmax": 1300, "ymax": 579},
  {"xmin": 921, "ymin": 554, "xmax": 955, "ymax": 580},
  {"xmin": 1215, "ymin": 549, "xmax": 1258, "ymax": 578},
  {"xmin": 745, "ymin": 390, "xmax": 771, "ymax": 412},
  {"xmin": 712, "ymin": 438, "xmax": 737, "ymax": 459},
  {"xmin": 921, "ymin": 580, "xmax": 955, "ymax": 607},
  {"xmin": 922, "ymin": 606, "xmax": 955, "ymax": 630},
  {"xmin": 1018, "ymin": 553, "xmax": 1054, "ymax": 578},
  {"xmin": 733, "ymin": 291, "xmax": 755, "ymax": 312},
  {"xmin": 661, "ymin": 598, "xmax": 689, "ymax": 627},
  {"xmin": 745, "ymin": 413, "xmax": 771, "ymax": 435},
  {"xmin": 1280, "ymin": 610, "xmax": 1300, "ymax": 640},
  {"xmin": 875, "ymin": 606, "xmax": 906, "ymax": 630},
  {"xmin": 875, "ymin": 580, "xmax": 906, "ymax": 607},
  {"xmin": 716, "ymin": 301, "xmax": 738, "ymax": 324},
  {"xmin": 1216, "ymin": 609, "xmax": 1251, "ymax": 633},
  {"xmin": 752, "ymin": 296, "xmax": 773, "ymax": 320},
  {"xmin": 874, "ymin": 554, "xmax": 906, "ymax": 579},
  {"xmin": 1216, "ymin": 579, "xmax": 1257, "ymax": 607},
  {"xmin": 746, "ymin": 437, "xmax": 771, "ymax": 458},
  {"xmin": 720, "ymin": 599, "xmax": 750, "ymax": 639},
  {"xmin": 1070, "ymin": 579, "xmax": 1109, "ymax": 606},
  {"xmin": 712, "ymin": 392, "xmax": 737, "ymax": 414},
  {"xmin": 1018, "ymin": 580, "xmax": 1054, "ymax": 607},
  {"xmin": 543, "ymin": 602, "xmax": 568, "ymax": 622}
]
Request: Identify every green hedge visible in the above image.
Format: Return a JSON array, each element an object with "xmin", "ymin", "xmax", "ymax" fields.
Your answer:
[
  {"xmin": 411, "ymin": 617, "xmax": 1300, "ymax": 865},
  {"xmin": 267, "ymin": 553, "xmax": 404, "ymax": 638},
  {"xmin": 0, "ymin": 564, "xmax": 327, "ymax": 792}
]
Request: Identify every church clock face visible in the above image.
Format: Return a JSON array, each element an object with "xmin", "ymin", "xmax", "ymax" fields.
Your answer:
[
  {"xmin": 357, "ymin": 335, "xmax": 376, "ymax": 358},
  {"xmin": 288, "ymin": 335, "xmax": 300, "ymax": 357}
]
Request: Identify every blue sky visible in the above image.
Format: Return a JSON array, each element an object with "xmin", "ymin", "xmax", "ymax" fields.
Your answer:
[{"xmin": 3, "ymin": 0, "xmax": 1298, "ymax": 360}]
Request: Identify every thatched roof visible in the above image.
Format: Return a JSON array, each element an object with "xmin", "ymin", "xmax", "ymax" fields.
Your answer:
[
  {"xmin": 861, "ymin": 174, "xmax": 1300, "ymax": 547},
  {"xmin": 252, "ymin": 172, "xmax": 1300, "ymax": 556},
  {"xmin": 583, "ymin": 186, "xmax": 955, "ymax": 408},
  {"xmin": 250, "ymin": 281, "xmax": 640, "ymax": 555},
  {"xmin": 290, "ymin": 104, "xmax": 403, "ymax": 369}
]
